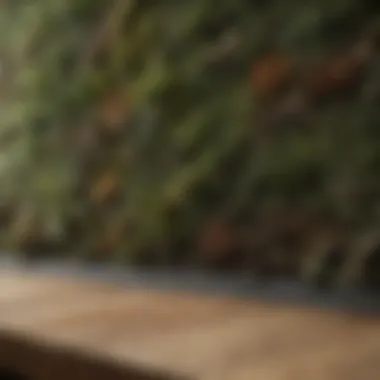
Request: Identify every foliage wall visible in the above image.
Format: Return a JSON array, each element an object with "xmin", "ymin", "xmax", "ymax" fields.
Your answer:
[{"xmin": 2, "ymin": 0, "xmax": 380, "ymax": 290}]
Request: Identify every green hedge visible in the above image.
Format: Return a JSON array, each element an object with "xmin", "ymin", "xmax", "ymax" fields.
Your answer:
[{"xmin": 2, "ymin": 0, "xmax": 380, "ymax": 289}]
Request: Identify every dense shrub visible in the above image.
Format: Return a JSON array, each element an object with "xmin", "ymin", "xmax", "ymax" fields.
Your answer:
[{"xmin": 2, "ymin": 0, "xmax": 380, "ymax": 289}]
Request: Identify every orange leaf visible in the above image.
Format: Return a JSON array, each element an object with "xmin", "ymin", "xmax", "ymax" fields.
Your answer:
[
  {"xmin": 198, "ymin": 219, "xmax": 237, "ymax": 265},
  {"xmin": 98, "ymin": 90, "xmax": 130, "ymax": 134},
  {"xmin": 90, "ymin": 171, "xmax": 120, "ymax": 204},
  {"xmin": 250, "ymin": 53, "xmax": 294, "ymax": 102},
  {"xmin": 306, "ymin": 47, "xmax": 368, "ymax": 102}
]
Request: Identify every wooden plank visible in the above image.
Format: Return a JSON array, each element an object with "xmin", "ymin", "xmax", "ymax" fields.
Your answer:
[{"xmin": 0, "ymin": 271, "xmax": 380, "ymax": 379}]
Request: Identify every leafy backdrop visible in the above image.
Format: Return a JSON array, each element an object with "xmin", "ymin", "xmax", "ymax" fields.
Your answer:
[{"xmin": 1, "ymin": 0, "xmax": 380, "ymax": 290}]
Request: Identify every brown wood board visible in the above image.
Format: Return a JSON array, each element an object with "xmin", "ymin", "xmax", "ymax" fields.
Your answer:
[{"xmin": 0, "ymin": 270, "xmax": 380, "ymax": 380}]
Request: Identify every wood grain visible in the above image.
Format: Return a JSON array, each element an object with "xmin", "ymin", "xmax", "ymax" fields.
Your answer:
[{"xmin": 0, "ymin": 271, "xmax": 380, "ymax": 380}]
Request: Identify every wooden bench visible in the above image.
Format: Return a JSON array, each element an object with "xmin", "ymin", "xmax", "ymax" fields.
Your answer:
[{"xmin": 0, "ymin": 269, "xmax": 380, "ymax": 379}]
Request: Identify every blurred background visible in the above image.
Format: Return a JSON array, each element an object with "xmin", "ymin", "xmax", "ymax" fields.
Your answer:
[{"xmin": 1, "ymin": 0, "xmax": 380, "ymax": 292}]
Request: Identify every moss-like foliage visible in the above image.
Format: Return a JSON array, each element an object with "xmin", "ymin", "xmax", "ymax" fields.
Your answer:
[{"xmin": 2, "ymin": 0, "xmax": 380, "ymax": 290}]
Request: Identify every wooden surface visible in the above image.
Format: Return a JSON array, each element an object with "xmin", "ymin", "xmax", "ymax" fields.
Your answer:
[{"xmin": 1, "ymin": 271, "xmax": 380, "ymax": 380}]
